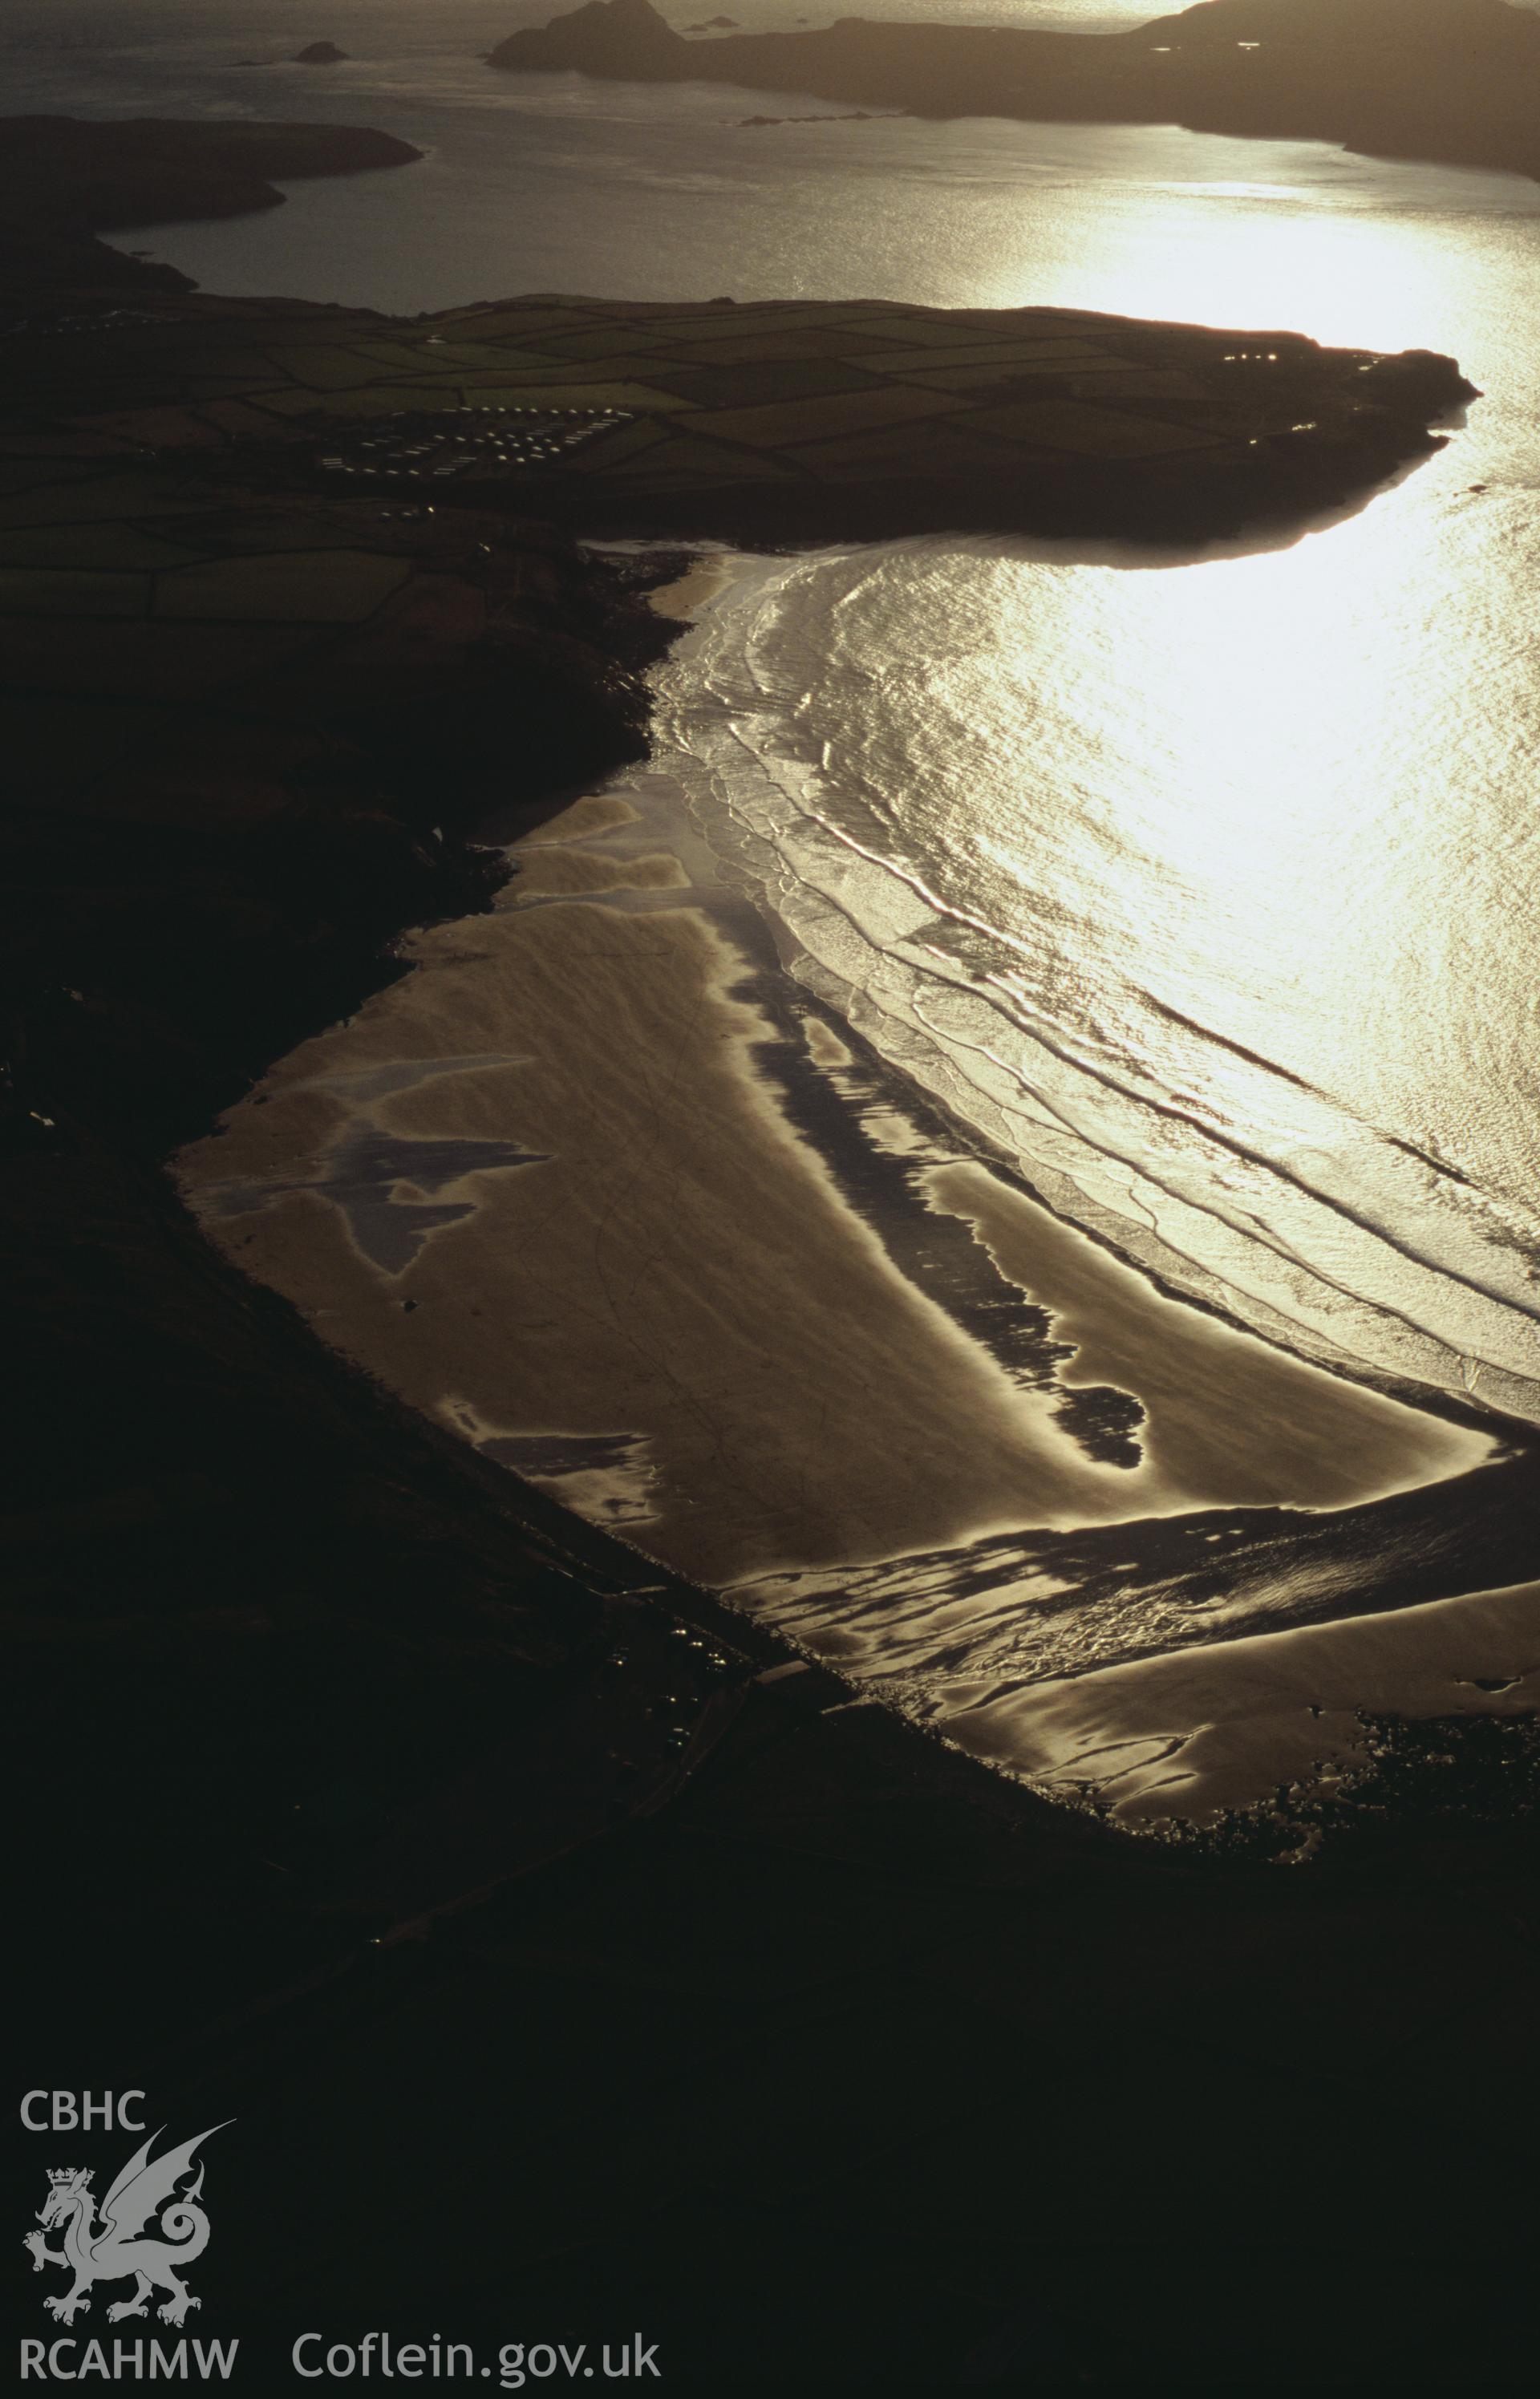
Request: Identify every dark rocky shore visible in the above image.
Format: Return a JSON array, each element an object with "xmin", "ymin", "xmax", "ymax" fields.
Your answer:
[
  {"xmin": 5, "ymin": 138, "xmax": 1536, "ymax": 2378},
  {"xmin": 493, "ymin": 0, "xmax": 1540, "ymax": 188}
]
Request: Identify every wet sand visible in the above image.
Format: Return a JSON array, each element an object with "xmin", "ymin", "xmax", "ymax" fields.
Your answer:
[
  {"xmin": 983, "ymin": 1574, "xmax": 1540, "ymax": 1829},
  {"xmin": 182, "ymin": 772, "xmax": 1497, "ymax": 1762},
  {"xmin": 186, "ymin": 881, "xmax": 1133, "ymax": 1587},
  {"xmin": 928, "ymin": 1161, "xmax": 1477, "ymax": 1514}
]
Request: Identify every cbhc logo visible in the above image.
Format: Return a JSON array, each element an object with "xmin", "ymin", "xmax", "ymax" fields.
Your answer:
[{"xmin": 19, "ymin": 2092, "xmax": 146, "ymax": 2131}]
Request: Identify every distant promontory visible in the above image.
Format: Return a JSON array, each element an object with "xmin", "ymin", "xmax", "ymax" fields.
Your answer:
[
  {"xmin": 0, "ymin": 116, "xmax": 423, "ymax": 300},
  {"xmin": 490, "ymin": 0, "xmax": 1540, "ymax": 187}
]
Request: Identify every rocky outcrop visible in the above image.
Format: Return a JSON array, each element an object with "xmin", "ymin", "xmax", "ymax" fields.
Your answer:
[{"xmin": 492, "ymin": 0, "xmax": 691, "ymax": 76}]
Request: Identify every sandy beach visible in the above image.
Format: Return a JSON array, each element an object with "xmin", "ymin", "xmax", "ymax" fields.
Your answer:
[
  {"xmin": 185, "ymin": 878, "xmax": 1133, "ymax": 1587},
  {"xmin": 927, "ymin": 1160, "xmax": 1477, "ymax": 1514},
  {"xmin": 183, "ymin": 780, "xmax": 1487, "ymax": 1567},
  {"xmin": 180, "ymin": 691, "xmax": 1513, "ymax": 1831}
]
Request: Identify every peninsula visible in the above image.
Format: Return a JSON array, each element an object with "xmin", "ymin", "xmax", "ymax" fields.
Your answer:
[
  {"xmin": 490, "ymin": 0, "xmax": 1540, "ymax": 188},
  {"xmin": 2, "ymin": 278, "xmax": 1469, "ymax": 544}
]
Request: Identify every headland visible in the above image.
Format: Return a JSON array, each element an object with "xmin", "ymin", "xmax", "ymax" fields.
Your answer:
[
  {"xmin": 0, "ymin": 115, "xmax": 423, "ymax": 299},
  {"xmin": 492, "ymin": 0, "xmax": 1540, "ymax": 189}
]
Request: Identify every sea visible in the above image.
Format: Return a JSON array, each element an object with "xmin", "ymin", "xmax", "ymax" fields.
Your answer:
[{"xmin": 14, "ymin": 0, "xmax": 1540, "ymax": 1823}]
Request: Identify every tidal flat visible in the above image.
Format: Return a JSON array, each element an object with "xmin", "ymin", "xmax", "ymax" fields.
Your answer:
[
  {"xmin": 179, "ymin": 598, "xmax": 1533, "ymax": 1849},
  {"xmin": 2, "ymin": 264, "xmax": 1526, "ymax": 1885}
]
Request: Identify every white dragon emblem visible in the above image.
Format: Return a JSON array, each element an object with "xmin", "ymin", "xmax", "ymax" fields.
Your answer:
[{"xmin": 24, "ymin": 2122, "xmax": 231, "ymax": 2328}]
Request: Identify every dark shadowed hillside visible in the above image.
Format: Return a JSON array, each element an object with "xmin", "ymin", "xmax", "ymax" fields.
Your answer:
[{"xmin": 0, "ymin": 116, "xmax": 423, "ymax": 299}]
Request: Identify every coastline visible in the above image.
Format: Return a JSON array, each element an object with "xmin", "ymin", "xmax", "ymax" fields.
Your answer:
[
  {"xmin": 0, "ymin": 326, "xmax": 730, "ymax": 1963},
  {"xmin": 7, "ymin": 95, "xmax": 1540, "ymax": 2377},
  {"xmin": 178, "ymin": 555, "xmax": 1540, "ymax": 1850},
  {"xmin": 1, "ymin": 270, "xmax": 1524, "ymax": 1903},
  {"xmin": 1, "ymin": 246, "xmax": 1527, "ymax": 1953},
  {"xmin": 491, "ymin": 0, "xmax": 1540, "ymax": 192},
  {"xmin": 0, "ymin": 115, "xmax": 426, "ymax": 303}
]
